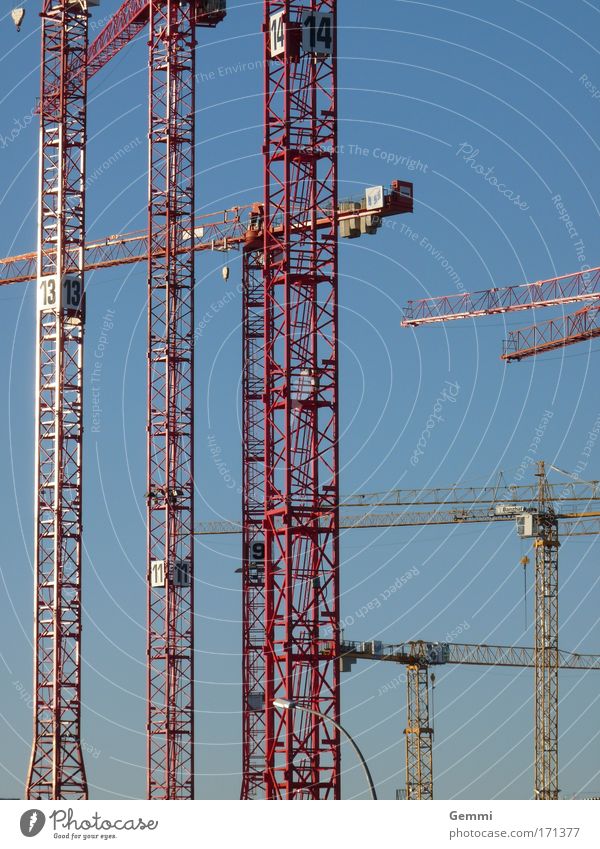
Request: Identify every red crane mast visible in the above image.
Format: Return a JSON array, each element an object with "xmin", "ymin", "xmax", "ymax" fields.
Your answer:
[
  {"xmin": 27, "ymin": 0, "xmax": 89, "ymax": 800},
  {"xmin": 403, "ymin": 266, "xmax": 600, "ymax": 326},
  {"xmin": 262, "ymin": 0, "xmax": 340, "ymax": 798}
]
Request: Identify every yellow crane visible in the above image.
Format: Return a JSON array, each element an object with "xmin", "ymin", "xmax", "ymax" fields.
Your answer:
[
  {"xmin": 196, "ymin": 461, "xmax": 600, "ymax": 798},
  {"xmin": 339, "ymin": 639, "xmax": 600, "ymax": 800}
]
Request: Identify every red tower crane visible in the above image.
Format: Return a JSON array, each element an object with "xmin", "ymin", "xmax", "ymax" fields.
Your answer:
[
  {"xmin": 261, "ymin": 0, "xmax": 340, "ymax": 799},
  {"xmin": 26, "ymin": 0, "xmax": 89, "ymax": 801}
]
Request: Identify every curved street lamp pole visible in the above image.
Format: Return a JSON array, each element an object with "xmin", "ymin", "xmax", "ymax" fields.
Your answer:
[{"xmin": 273, "ymin": 698, "xmax": 378, "ymax": 800}]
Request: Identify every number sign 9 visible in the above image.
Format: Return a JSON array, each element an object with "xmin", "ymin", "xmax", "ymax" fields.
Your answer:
[{"xmin": 250, "ymin": 541, "xmax": 265, "ymax": 563}]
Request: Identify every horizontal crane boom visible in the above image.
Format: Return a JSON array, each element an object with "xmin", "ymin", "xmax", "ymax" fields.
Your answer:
[
  {"xmin": 341, "ymin": 478, "xmax": 600, "ymax": 508},
  {"xmin": 340, "ymin": 639, "xmax": 600, "ymax": 670},
  {"xmin": 0, "ymin": 182, "xmax": 412, "ymax": 286},
  {"xmin": 195, "ymin": 508, "xmax": 600, "ymax": 535},
  {"xmin": 403, "ymin": 267, "xmax": 600, "ymax": 326},
  {"xmin": 503, "ymin": 304, "xmax": 600, "ymax": 362}
]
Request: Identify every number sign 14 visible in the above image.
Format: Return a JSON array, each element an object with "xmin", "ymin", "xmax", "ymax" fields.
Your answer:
[{"xmin": 302, "ymin": 12, "xmax": 333, "ymax": 56}]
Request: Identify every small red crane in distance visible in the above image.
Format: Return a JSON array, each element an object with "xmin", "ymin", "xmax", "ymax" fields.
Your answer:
[{"xmin": 402, "ymin": 265, "xmax": 600, "ymax": 360}]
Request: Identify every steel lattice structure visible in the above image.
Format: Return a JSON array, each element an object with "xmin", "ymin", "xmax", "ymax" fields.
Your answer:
[
  {"xmin": 146, "ymin": 0, "xmax": 198, "ymax": 799},
  {"xmin": 342, "ymin": 638, "xmax": 600, "ymax": 800},
  {"xmin": 403, "ymin": 267, "xmax": 600, "ymax": 326},
  {"xmin": 23, "ymin": 0, "xmax": 226, "ymax": 800},
  {"xmin": 340, "ymin": 638, "xmax": 600, "ymax": 671},
  {"xmin": 13, "ymin": 0, "xmax": 591, "ymax": 801},
  {"xmin": 401, "ymin": 252, "xmax": 600, "ymax": 797},
  {"xmin": 239, "ymin": 193, "xmax": 410, "ymax": 795},
  {"xmin": 503, "ymin": 304, "xmax": 600, "ymax": 361},
  {"xmin": 241, "ymin": 247, "xmax": 267, "ymax": 798},
  {"xmin": 27, "ymin": 0, "xmax": 89, "ymax": 800},
  {"xmin": 0, "ymin": 102, "xmax": 408, "ymax": 801},
  {"xmin": 401, "ymin": 262, "xmax": 600, "ymax": 360},
  {"xmin": 205, "ymin": 471, "xmax": 600, "ymax": 798},
  {"xmin": 405, "ymin": 665, "xmax": 433, "ymax": 800},
  {"xmin": 534, "ymin": 464, "xmax": 559, "ymax": 800},
  {"xmin": 0, "ymin": 184, "xmax": 410, "ymax": 287},
  {"xmin": 263, "ymin": 0, "xmax": 340, "ymax": 798}
]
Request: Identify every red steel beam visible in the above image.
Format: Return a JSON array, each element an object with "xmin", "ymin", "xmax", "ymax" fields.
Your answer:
[
  {"xmin": 402, "ymin": 267, "xmax": 600, "ymax": 326},
  {"xmin": 0, "ymin": 207, "xmax": 252, "ymax": 286},
  {"xmin": 502, "ymin": 304, "xmax": 600, "ymax": 361},
  {"xmin": 88, "ymin": 0, "xmax": 225, "ymax": 81},
  {"xmin": 87, "ymin": 0, "xmax": 149, "ymax": 80}
]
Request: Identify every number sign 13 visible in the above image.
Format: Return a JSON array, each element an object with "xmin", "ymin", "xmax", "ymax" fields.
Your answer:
[{"xmin": 38, "ymin": 274, "xmax": 84, "ymax": 313}]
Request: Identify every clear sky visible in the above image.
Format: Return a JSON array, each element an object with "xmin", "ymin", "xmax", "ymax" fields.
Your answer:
[{"xmin": 1, "ymin": 0, "xmax": 600, "ymax": 801}]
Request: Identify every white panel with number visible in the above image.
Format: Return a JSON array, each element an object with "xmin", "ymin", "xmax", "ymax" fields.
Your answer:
[
  {"xmin": 366, "ymin": 185, "xmax": 384, "ymax": 211},
  {"xmin": 150, "ymin": 560, "xmax": 166, "ymax": 588},
  {"xmin": 37, "ymin": 276, "xmax": 58, "ymax": 312},
  {"xmin": 269, "ymin": 11, "xmax": 285, "ymax": 57},
  {"xmin": 37, "ymin": 274, "xmax": 83, "ymax": 313},
  {"xmin": 302, "ymin": 11, "xmax": 333, "ymax": 56}
]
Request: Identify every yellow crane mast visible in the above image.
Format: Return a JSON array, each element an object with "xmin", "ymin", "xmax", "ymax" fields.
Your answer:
[
  {"xmin": 196, "ymin": 463, "xmax": 600, "ymax": 798},
  {"xmin": 340, "ymin": 639, "xmax": 600, "ymax": 800}
]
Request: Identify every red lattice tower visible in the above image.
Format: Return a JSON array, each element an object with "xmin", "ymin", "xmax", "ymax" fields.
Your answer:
[
  {"xmin": 27, "ymin": 0, "xmax": 89, "ymax": 800},
  {"xmin": 241, "ymin": 242, "xmax": 268, "ymax": 798},
  {"xmin": 147, "ymin": 0, "xmax": 197, "ymax": 799},
  {"xmin": 263, "ymin": 1, "xmax": 340, "ymax": 798}
]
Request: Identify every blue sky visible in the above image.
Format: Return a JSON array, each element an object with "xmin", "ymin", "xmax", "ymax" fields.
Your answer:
[{"xmin": 1, "ymin": 0, "xmax": 600, "ymax": 801}]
